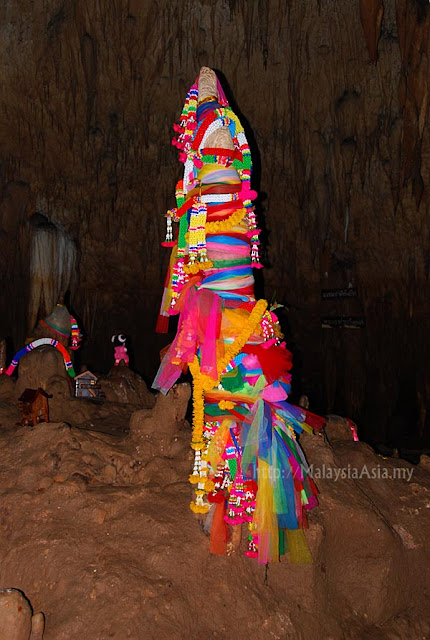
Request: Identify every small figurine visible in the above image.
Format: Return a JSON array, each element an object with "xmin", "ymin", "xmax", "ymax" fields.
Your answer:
[{"xmin": 111, "ymin": 334, "xmax": 129, "ymax": 366}]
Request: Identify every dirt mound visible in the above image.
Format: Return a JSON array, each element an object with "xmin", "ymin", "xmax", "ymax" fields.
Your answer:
[{"xmin": 0, "ymin": 383, "xmax": 429, "ymax": 639}]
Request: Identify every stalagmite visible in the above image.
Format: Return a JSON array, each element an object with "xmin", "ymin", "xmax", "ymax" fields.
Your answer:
[
  {"xmin": 154, "ymin": 67, "xmax": 325, "ymax": 564},
  {"xmin": 29, "ymin": 612, "xmax": 45, "ymax": 640},
  {"xmin": 29, "ymin": 220, "xmax": 76, "ymax": 333}
]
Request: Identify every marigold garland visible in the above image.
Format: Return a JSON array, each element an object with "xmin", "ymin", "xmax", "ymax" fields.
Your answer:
[
  {"xmin": 204, "ymin": 479, "xmax": 215, "ymax": 492},
  {"xmin": 189, "ymin": 474, "xmax": 201, "ymax": 484},
  {"xmin": 190, "ymin": 502, "xmax": 210, "ymax": 514},
  {"xmin": 205, "ymin": 207, "xmax": 246, "ymax": 233},
  {"xmin": 190, "ymin": 370, "xmax": 205, "ymax": 450},
  {"xmin": 184, "ymin": 260, "xmax": 214, "ymax": 275}
]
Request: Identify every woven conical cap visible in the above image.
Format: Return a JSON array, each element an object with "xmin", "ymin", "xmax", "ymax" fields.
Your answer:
[{"xmin": 43, "ymin": 304, "xmax": 71, "ymax": 336}]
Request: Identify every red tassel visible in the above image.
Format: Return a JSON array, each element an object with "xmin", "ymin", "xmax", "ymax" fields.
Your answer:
[{"xmin": 155, "ymin": 314, "xmax": 169, "ymax": 334}]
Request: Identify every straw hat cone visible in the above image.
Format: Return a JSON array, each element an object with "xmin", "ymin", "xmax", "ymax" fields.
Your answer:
[{"xmin": 31, "ymin": 303, "xmax": 72, "ymax": 347}]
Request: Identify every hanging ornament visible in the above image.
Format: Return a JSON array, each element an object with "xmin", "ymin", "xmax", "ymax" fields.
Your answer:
[{"xmin": 162, "ymin": 208, "xmax": 176, "ymax": 247}]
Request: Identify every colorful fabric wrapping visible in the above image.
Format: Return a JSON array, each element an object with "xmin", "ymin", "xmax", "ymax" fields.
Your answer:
[
  {"xmin": 154, "ymin": 72, "xmax": 322, "ymax": 564},
  {"xmin": 5, "ymin": 338, "xmax": 76, "ymax": 378},
  {"xmin": 200, "ymin": 166, "xmax": 254, "ymax": 297}
]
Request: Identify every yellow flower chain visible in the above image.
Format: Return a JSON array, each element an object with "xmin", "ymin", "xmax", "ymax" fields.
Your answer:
[
  {"xmin": 184, "ymin": 260, "xmax": 214, "ymax": 275},
  {"xmin": 189, "ymin": 372, "xmax": 205, "ymax": 450},
  {"xmin": 190, "ymin": 501, "xmax": 210, "ymax": 514},
  {"xmin": 188, "ymin": 210, "xmax": 206, "ymax": 252},
  {"xmin": 205, "ymin": 207, "xmax": 246, "ymax": 233}
]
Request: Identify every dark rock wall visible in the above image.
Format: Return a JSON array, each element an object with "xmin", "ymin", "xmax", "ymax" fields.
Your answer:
[{"xmin": 0, "ymin": 1, "xmax": 429, "ymax": 442}]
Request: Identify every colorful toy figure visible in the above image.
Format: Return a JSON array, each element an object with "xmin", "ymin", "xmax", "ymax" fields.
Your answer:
[
  {"xmin": 153, "ymin": 68, "xmax": 325, "ymax": 564},
  {"xmin": 111, "ymin": 334, "xmax": 129, "ymax": 366}
]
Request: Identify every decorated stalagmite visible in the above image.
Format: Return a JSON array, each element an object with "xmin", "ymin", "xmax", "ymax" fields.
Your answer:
[
  {"xmin": 3, "ymin": 212, "xmax": 82, "ymax": 380},
  {"xmin": 5, "ymin": 303, "xmax": 80, "ymax": 379},
  {"xmin": 154, "ymin": 68, "xmax": 324, "ymax": 564}
]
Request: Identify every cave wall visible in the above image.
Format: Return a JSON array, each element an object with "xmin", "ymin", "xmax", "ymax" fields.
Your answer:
[{"xmin": 0, "ymin": 0, "xmax": 429, "ymax": 443}]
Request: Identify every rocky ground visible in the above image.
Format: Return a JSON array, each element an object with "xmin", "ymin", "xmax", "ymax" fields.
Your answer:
[{"xmin": 0, "ymin": 358, "xmax": 429, "ymax": 639}]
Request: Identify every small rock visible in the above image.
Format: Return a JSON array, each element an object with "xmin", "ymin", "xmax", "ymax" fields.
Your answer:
[
  {"xmin": 91, "ymin": 508, "xmax": 107, "ymax": 524},
  {"xmin": 0, "ymin": 588, "xmax": 32, "ymax": 640},
  {"xmin": 30, "ymin": 611, "xmax": 45, "ymax": 640},
  {"xmin": 419, "ymin": 454, "xmax": 430, "ymax": 471},
  {"xmin": 325, "ymin": 414, "xmax": 358, "ymax": 442},
  {"xmin": 99, "ymin": 463, "xmax": 117, "ymax": 483}
]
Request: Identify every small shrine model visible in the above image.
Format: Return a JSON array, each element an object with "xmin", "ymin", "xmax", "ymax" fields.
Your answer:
[
  {"xmin": 74, "ymin": 370, "xmax": 101, "ymax": 398},
  {"xmin": 19, "ymin": 388, "xmax": 51, "ymax": 426}
]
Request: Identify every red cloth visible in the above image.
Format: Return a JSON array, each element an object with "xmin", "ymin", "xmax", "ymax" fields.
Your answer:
[{"xmin": 242, "ymin": 343, "xmax": 293, "ymax": 384}]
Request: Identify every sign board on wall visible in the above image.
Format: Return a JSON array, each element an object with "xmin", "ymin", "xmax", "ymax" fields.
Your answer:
[
  {"xmin": 321, "ymin": 288, "xmax": 358, "ymax": 300},
  {"xmin": 321, "ymin": 316, "xmax": 365, "ymax": 329}
]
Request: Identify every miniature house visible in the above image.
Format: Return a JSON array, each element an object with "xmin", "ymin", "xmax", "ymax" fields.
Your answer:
[
  {"xmin": 19, "ymin": 388, "xmax": 51, "ymax": 427},
  {"xmin": 74, "ymin": 370, "xmax": 101, "ymax": 398}
]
